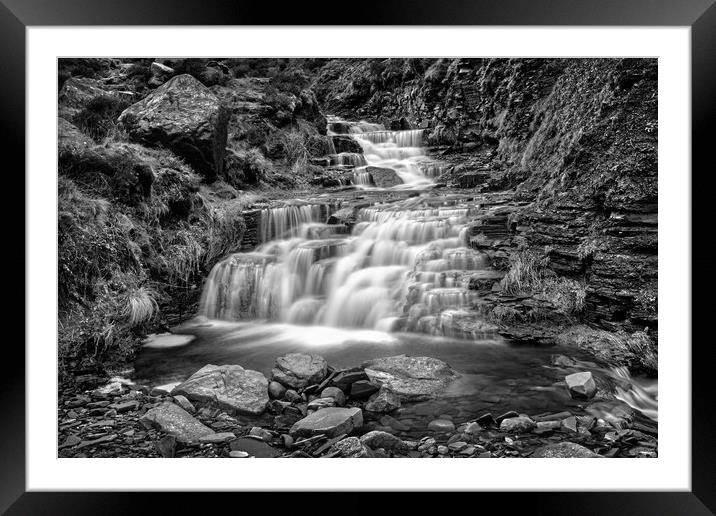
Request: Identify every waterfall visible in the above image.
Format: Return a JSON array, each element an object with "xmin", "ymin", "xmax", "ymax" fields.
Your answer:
[
  {"xmin": 200, "ymin": 194, "xmax": 497, "ymax": 339},
  {"xmin": 327, "ymin": 117, "xmax": 436, "ymax": 189}
]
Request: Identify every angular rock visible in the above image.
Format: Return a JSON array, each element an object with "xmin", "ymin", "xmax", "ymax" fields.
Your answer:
[
  {"xmin": 155, "ymin": 435, "xmax": 176, "ymax": 457},
  {"xmin": 362, "ymin": 355, "xmax": 460, "ymax": 401},
  {"xmin": 565, "ymin": 371, "xmax": 597, "ymax": 400},
  {"xmin": 307, "ymin": 397, "xmax": 336, "ymax": 411},
  {"xmin": 499, "ymin": 416, "xmax": 536, "ymax": 433},
  {"xmin": 464, "ymin": 422, "xmax": 483, "ymax": 435},
  {"xmin": 350, "ymin": 380, "xmax": 380, "ymax": 399},
  {"xmin": 248, "ymin": 427, "xmax": 273, "ymax": 441},
  {"xmin": 118, "ymin": 74, "xmax": 229, "ymax": 180},
  {"xmin": 199, "ymin": 432, "xmax": 236, "ymax": 444},
  {"xmin": 561, "ymin": 416, "xmax": 578, "ymax": 433},
  {"xmin": 320, "ymin": 386, "xmax": 346, "ymax": 406},
  {"xmin": 532, "ymin": 442, "xmax": 602, "ymax": 458},
  {"xmin": 360, "ymin": 431, "xmax": 409, "ymax": 452},
  {"xmin": 289, "ymin": 407, "xmax": 363, "ymax": 438},
  {"xmin": 171, "ymin": 364, "xmax": 269, "ymax": 416},
  {"xmin": 140, "ymin": 402, "xmax": 215, "ymax": 443},
  {"xmin": 172, "ymin": 395, "xmax": 196, "ymax": 414},
  {"xmin": 330, "ymin": 369, "xmax": 369, "ymax": 391},
  {"xmin": 364, "ymin": 386, "xmax": 401, "ymax": 413},
  {"xmin": 271, "ymin": 353, "xmax": 328, "ymax": 390},
  {"xmin": 329, "ymin": 437, "xmax": 372, "ymax": 458},
  {"xmin": 284, "ymin": 389, "xmax": 302, "ymax": 403},
  {"xmin": 109, "ymin": 400, "xmax": 139, "ymax": 413}
]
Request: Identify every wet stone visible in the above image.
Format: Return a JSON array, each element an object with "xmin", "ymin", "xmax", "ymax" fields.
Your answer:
[
  {"xmin": 565, "ymin": 371, "xmax": 597, "ymax": 400},
  {"xmin": 499, "ymin": 416, "xmax": 536, "ymax": 433},
  {"xmin": 199, "ymin": 432, "xmax": 236, "ymax": 444},
  {"xmin": 427, "ymin": 419, "xmax": 455, "ymax": 433}
]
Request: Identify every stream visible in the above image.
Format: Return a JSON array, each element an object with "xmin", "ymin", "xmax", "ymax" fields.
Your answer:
[{"xmin": 134, "ymin": 119, "xmax": 657, "ymax": 438}]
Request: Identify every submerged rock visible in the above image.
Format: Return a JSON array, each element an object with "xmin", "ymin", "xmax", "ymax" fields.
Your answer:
[
  {"xmin": 140, "ymin": 402, "xmax": 214, "ymax": 443},
  {"xmin": 171, "ymin": 364, "xmax": 269, "ymax": 416},
  {"xmin": 118, "ymin": 74, "xmax": 229, "ymax": 180},
  {"xmin": 271, "ymin": 353, "xmax": 328, "ymax": 389},
  {"xmin": 427, "ymin": 419, "xmax": 455, "ymax": 433},
  {"xmin": 290, "ymin": 407, "xmax": 363, "ymax": 438},
  {"xmin": 532, "ymin": 442, "xmax": 602, "ymax": 458},
  {"xmin": 362, "ymin": 355, "xmax": 460, "ymax": 401}
]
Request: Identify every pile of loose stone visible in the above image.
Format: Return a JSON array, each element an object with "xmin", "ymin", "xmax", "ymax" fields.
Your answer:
[{"xmin": 58, "ymin": 353, "xmax": 657, "ymax": 459}]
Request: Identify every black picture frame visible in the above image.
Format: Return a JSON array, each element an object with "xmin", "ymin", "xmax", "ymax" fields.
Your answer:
[{"xmin": 6, "ymin": 0, "xmax": 714, "ymax": 513}]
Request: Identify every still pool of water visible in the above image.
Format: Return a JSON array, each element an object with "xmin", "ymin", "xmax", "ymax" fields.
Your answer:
[{"xmin": 133, "ymin": 318, "xmax": 657, "ymax": 437}]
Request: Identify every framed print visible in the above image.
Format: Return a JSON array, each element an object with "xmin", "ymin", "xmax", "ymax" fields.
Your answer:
[{"xmin": 7, "ymin": 0, "xmax": 715, "ymax": 513}]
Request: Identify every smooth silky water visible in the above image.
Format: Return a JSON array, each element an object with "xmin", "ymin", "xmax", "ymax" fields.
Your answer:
[{"xmin": 134, "ymin": 121, "xmax": 657, "ymax": 437}]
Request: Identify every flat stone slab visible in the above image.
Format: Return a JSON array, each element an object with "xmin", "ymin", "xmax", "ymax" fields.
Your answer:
[
  {"xmin": 290, "ymin": 407, "xmax": 363, "ymax": 438},
  {"xmin": 271, "ymin": 353, "xmax": 328, "ymax": 389},
  {"xmin": 172, "ymin": 364, "xmax": 268, "ymax": 416},
  {"xmin": 140, "ymin": 402, "xmax": 215, "ymax": 443},
  {"xmin": 362, "ymin": 355, "xmax": 460, "ymax": 401},
  {"xmin": 531, "ymin": 442, "xmax": 602, "ymax": 458}
]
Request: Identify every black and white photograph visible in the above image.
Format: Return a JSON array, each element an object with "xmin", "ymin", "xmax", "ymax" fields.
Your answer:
[{"xmin": 56, "ymin": 56, "xmax": 660, "ymax": 460}]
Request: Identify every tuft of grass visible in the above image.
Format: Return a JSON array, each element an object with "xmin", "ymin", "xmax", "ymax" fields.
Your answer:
[
  {"xmin": 500, "ymin": 250, "xmax": 587, "ymax": 315},
  {"xmin": 72, "ymin": 95, "xmax": 133, "ymax": 142},
  {"xmin": 123, "ymin": 287, "xmax": 159, "ymax": 326}
]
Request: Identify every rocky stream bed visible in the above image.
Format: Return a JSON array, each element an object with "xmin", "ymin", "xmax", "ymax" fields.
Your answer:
[{"xmin": 59, "ymin": 351, "xmax": 657, "ymax": 459}]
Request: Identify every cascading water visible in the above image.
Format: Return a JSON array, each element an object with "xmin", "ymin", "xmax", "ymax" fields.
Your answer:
[
  {"xmin": 327, "ymin": 117, "xmax": 436, "ymax": 189},
  {"xmin": 201, "ymin": 194, "xmax": 491, "ymax": 338}
]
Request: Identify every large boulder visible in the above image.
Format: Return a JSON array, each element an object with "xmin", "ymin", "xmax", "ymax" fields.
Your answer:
[
  {"xmin": 271, "ymin": 353, "xmax": 328, "ymax": 389},
  {"xmin": 531, "ymin": 442, "xmax": 602, "ymax": 458},
  {"xmin": 171, "ymin": 364, "xmax": 269, "ymax": 416},
  {"xmin": 289, "ymin": 407, "xmax": 363, "ymax": 438},
  {"xmin": 362, "ymin": 355, "xmax": 460, "ymax": 401},
  {"xmin": 118, "ymin": 74, "xmax": 229, "ymax": 180},
  {"xmin": 140, "ymin": 402, "xmax": 214, "ymax": 443},
  {"xmin": 365, "ymin": 166, "xmax": 402, "ymax": 187}
]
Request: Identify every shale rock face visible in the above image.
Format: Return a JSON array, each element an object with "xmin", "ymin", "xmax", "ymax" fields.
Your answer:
[
  {"xmin": 171, "ymin": 364, "xmax": 269, "ymax": 416},
  {"xmin": 118, "ymin": 74, "xmax": 229, "ymax": 180},
  {"xmin": 362, "ymin": 355, "xmax": 459, "ymax": 401}
]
